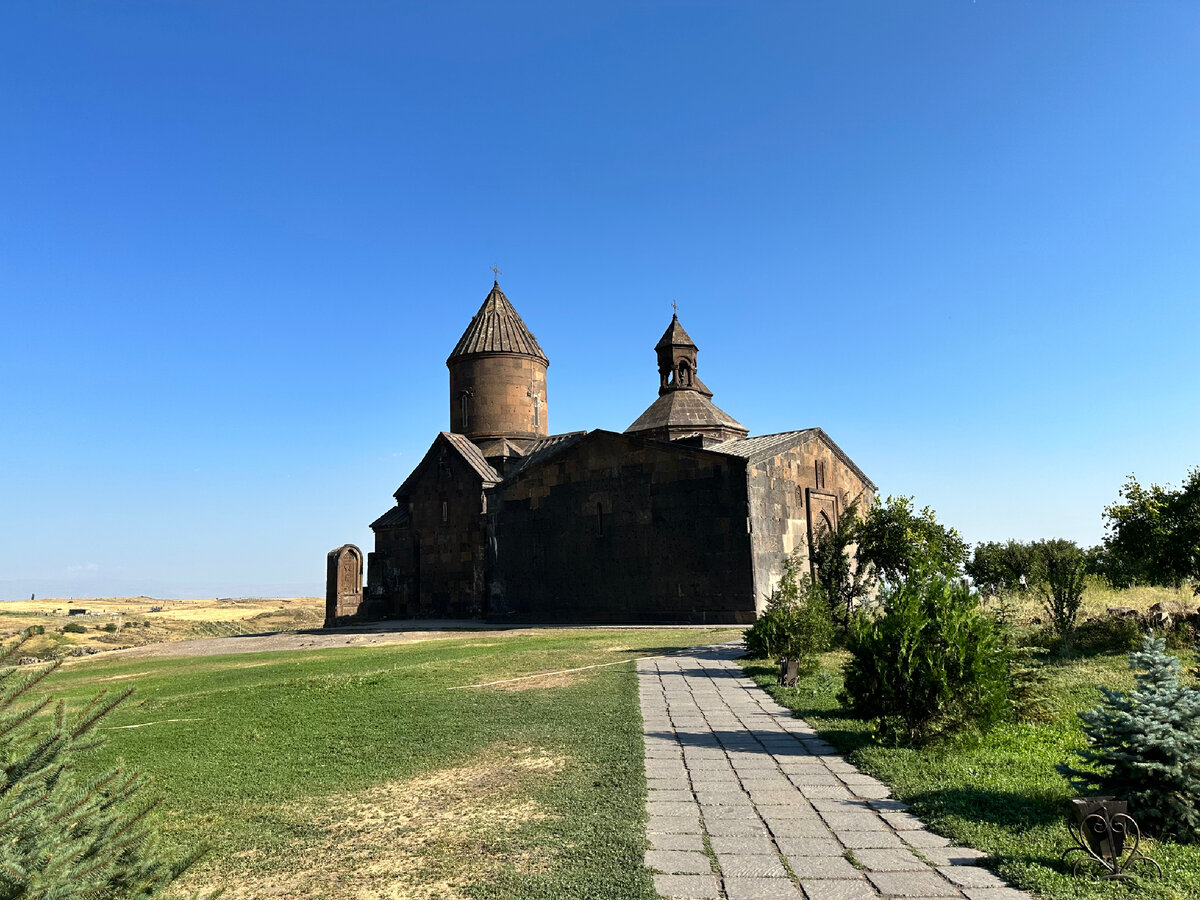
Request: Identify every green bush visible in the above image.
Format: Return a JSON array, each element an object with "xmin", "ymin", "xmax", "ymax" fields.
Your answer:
[
  {"xmin": 1039, "ymin": 540, "xmax": 1088, "ymax": 646},
  {"xmin": 840, "ymin": 574, "xmax": 1010, "ymax": 744},
  {"xmin": 1060, "ymin": 634, "xmax": 1200, "ymax": 843},
  {"xmin": 101, "ymin": 622, "xmax": 118, "ymax": 633},
  {"xmin": 63, "ymin": 622, "xmax": 87, "ymax": 634},
  {"xmin": 744, "ymin": 554, "xmax": 833, "ymax": 674},
  {"xmin": 0, "ymin": 628, "xmax": 203, "ymax": 895}
]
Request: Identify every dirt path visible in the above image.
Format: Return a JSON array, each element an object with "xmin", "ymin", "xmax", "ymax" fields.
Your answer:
[{"xmin": 102, "ymin": 621, "xmax": 737, "ymax": 660}]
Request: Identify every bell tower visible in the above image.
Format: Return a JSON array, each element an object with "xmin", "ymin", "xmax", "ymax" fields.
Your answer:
[
  {"xmin": 656, "ymin": 314, "xmax": 712, "ymax": 397},
  {"xmin": 446, "ymin": 280, "xmax": 549, "ymax": 444}
]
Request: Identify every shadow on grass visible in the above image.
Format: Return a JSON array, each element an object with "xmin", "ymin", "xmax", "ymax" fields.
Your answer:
[{"xmin": 904, "ymin": 785, "xmax": 1065, "ymax": 830}]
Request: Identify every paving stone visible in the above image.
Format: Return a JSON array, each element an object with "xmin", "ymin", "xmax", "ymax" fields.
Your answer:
[
  {"xmin": 938, "ymin": 866, "xmax": 1006, "ymax": 888},
  {"xmin": 774, "ymin": 836, "xmax": 844, "ymax": 856},
  {"xmin": 796, "ymin": 879, "xmax": 876, "ymax": 900},
  {"xmin": 757, "ymin": 803, "xmax": 819, "ymax": 819},
  {"xmin": 652, "ymin": 873, "xmax": 721, "ymax": 899},
  {"xmin": 799, "ymin": 784, "xmax": 855, "ymax": 800},
  {"xmin": 866, "ymin": 870, "xmax": 959, "ymax": 896},
  {"xmin": 746, "ymin": 790, "xmax": 804, "ymax": 806},
  {"xmin": 882, "ymin": 811, "xmax": 925, "ymax": 830},
  {"xmin": 868, "ymin": 798, "xmax": 909, "ymax": 812},
  {"xmin": 853, "ymin": 848, "xmax": 928, "ymax": 871},
  {"xmin": 819, "ymin": 813, "xmax": 881, "ymax": 831},
  {"xmin": 902, "ymin": 830, "xmax": 953, "ymax": 848},
  {"xmin": 648, "ymin": 801, "xmax": 702, "ymax": 817},
  {"xmin": 649, "ymin": 789, "xmax": 696, "ymax": 803},
  {"xmin": 704, "ymin": 817, "xmax": 770, "ymax": 836},
  {"xmin": 648, "ymin": 832, "xmax": 706, "ymax": 851},
  {"xmin": 722, "ymin": 876, "xmax": 803, "ymax": 899},
  {"xmin": 695, "ymin": 790, "xmax": 753, "ymax": 806},
  {"xmin": 702, "ymin": 803, "xmax": 756, "ymax": 819},
  {"xmin": 962, "ymin": 889, "xmax": 1033, "ymax": 900},
  {"xmin": 764, "ymin": 817, "xmax": 831, "ymax": 839},
  {"xmin": 645, "ymin": 850, "xmax": 713, "ymax": 874},
  {"xmin": 647, "ymin": 815, "xmax": 702, "ymax": 834},
  {"xmin": 786, "ymin": 771, "xmax": 841, "ymax": 786},
  {"xmin": 715, "ymin": 853, "xmax": 789, "ymax": 877},
  {"xmin": 708, "ymin": 834, "xmax": 776, "ymax": 855},
  {"xmin": 785, "ymin": 855, "xmax": 860, "ymax": 879},
  {"xmin": 835, "ymin": 830, "xmax": 906, "ymax": 849}
]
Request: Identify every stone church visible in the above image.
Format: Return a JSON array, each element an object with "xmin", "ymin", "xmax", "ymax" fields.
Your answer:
[{"xmin": 328, "ymin": 280, "xmax": 875, "ymax": 626}]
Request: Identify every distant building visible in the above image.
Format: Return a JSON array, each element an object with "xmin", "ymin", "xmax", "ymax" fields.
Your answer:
[{"xmin": 336, "ymin": 280, "xmax": 875, "ymax": 626}]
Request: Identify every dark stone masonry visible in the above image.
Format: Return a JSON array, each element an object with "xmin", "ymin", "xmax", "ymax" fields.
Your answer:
[{"xmin": 327, "ymin": 280, "xmax": 875, "ymax": 626}]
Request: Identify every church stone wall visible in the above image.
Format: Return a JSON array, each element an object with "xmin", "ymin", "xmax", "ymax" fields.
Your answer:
[
  {"xmin": 488, "ymin": 432, "xmax": 756, "ymax": 624},
  {"xmin": 747, "ymin": 438, "xmax": 875, "ymax": 613},
  {"xmin": 386, "ymin": 444, "xmax": 491, "ymax": 618},
  {"xmin": 449, "ymin": 355, "xmax": 548, "ymax": 443},
  {"xmin": 367, "ymin": 527, "xmax": 412, "ymax": 616}
]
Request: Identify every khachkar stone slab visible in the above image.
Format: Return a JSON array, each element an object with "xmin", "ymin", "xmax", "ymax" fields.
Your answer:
[
  {"xmin": 639, "ymin": 645, "xmax": 1033, "ymax": 900},
  {"xmin": 324, "ymin": 543, "xmax": 363, "ymax": 626}
]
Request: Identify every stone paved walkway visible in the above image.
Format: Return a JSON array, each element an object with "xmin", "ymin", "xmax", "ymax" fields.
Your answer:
[{"xmin": 639, "ymin": 647, "xmax": 1033, "ymax": 900}]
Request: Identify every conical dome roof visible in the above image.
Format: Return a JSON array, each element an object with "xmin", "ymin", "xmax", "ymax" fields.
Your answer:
[{"xmin": 447, "ymin": 282, "xmax": 548, "ymax": 365}]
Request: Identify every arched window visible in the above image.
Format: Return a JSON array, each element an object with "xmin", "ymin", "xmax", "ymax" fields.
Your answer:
[{"xmin": 678, "ymin": 361, "xmax": 692, "ymax": 387}]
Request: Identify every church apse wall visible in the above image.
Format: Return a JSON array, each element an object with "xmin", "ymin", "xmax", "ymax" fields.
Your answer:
[
  {"xmin": 744, "ymin": 432, "xmax": 876, "ymax": 614},
  {"xmin": 487, "ymin": 431, "xmax": 757, "ymax": 624}
]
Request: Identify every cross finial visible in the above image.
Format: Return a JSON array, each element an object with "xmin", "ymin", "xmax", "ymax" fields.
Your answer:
[
  {"xmin": 491, "ymin": 263, "xmax": 501, "ymax": 282},
  {"xmin": 671, "ymin": 299, "xmax": 679, "ymax": 315}
]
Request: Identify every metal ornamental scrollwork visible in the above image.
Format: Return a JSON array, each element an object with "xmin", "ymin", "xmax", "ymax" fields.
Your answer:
[{"xmin": 1062, "ymin": 807, "xmax": 1161, "ymax": 880}]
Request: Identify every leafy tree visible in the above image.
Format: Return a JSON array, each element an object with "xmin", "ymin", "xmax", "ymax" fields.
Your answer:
[
  {"xmin": 743, "ymin": 552, "xmax": 833, "ymax": 674},
  {"xmin": 857, "ymin": 495, "xmax": 968, "ymax": 585},
  {"xmin": 840, "ymin": 574, "xmax": 1010, "ymax": 744},
  {"xmin": 1059, "ymin": 634, "xmax": 1200, "ymax": 843},
  {"xmin": 1101, "ymin": 468, "xmax": 1200, "ymax": 591},
  {"xmin": 966, "ymin": 540, "xmax": 1039, "ymax": 595},
  {"xmin": 808, "ymin": 499, "xmax": 874, "ymax": 630},
  {"xmin": 0, "ymin": 629, "xmax": 204, "ymax": 898}
]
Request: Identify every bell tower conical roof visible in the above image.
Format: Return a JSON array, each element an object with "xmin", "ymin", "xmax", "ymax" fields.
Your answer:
[
  {"xmin": 655, "ymin": 314, "xmax": 696, "ymax": 351},
  {"xmin": 447, "ymin": 281, "xmax": 548, "ymax": 364}
]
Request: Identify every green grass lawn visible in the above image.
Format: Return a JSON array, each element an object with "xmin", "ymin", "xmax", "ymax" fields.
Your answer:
[
  {"xmin": 742, "ymin": 644, "xmax": 1200, "ymax": 900},
  {"xmin": 28, "ymin": 627, "xmax": 741, "ymax": 900}
]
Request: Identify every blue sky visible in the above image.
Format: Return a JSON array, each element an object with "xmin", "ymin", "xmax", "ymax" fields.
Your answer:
[{"xmin": 2, "ymin": 2, "xmax": 1197, "ymax": 599}]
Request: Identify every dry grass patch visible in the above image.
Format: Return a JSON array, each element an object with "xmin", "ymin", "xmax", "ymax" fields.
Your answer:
[
  {"xmin": 486, "ymin": 671, "xmax": 581, "ymax": 692},
  {"xmin": 184, "ymin": 746, "xmax": 567, "ymax": 900}
]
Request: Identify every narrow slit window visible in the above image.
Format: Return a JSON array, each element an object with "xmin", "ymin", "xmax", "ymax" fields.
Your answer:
[
  {"xmin": 533, "ymin": 394, "xmax": 540, "ymax": 427},
  {"xmin": 441, "ymin": 501, "xmax": 448, "ymax": 523},
  {"xmin": 460, "ymin": 394, "xmax": 469, "ymax": 429}
]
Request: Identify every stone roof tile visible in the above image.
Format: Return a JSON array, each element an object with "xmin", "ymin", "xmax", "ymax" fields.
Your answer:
[
  {"xmin": 625, "ymin": 391, "xmax": 747, "ymax": 435},
  {"xmin": 447, "ymin": 282, "xmax": 548, "ymax": 364}
]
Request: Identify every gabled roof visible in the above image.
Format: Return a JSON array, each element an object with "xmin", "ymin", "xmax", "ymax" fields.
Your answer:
[
  {"xmin": 443, "ymin": 432, "xmax": 504, "ymax": 483},
  {"xmin": 505, "ymin": 431, "xmax": 588, "ymax": 479},
  {"xmin": 626, "ymin": 390, "xmax": 747, "ymax": 435},
  {"xmin": 393, "ymin": 432, "xmax": 502, "ymax": 500},
  {"xmin": 655, "ymin": 314, "xmax": 696, "ymax": 350},
  {"xmin": 711, "ymin": 428, "xmax": 877, "ymax": 491},
  {"xmin": 447, "ymin": 282, "xmax": 548, "ymax": 364},
  {"xmin": 370, "ymin": 504, "xmax": 411, "ymax": 529}
]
